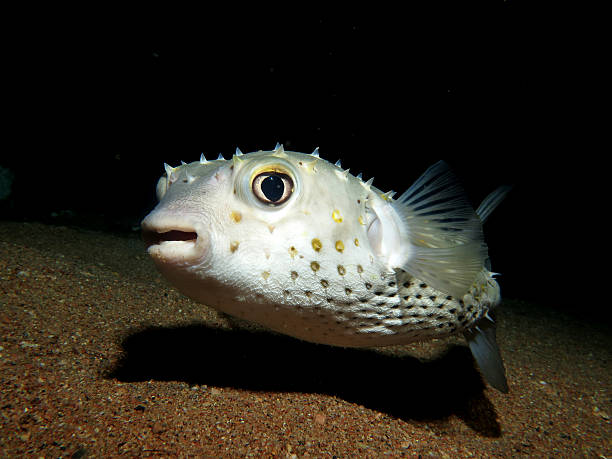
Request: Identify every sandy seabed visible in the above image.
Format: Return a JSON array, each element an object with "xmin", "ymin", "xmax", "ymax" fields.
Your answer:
[{"xmin": 0, "ymin": 221, "xmax": 610, "ymax": 457}]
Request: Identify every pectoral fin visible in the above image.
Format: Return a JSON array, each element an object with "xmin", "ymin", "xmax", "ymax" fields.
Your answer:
[{"xmin": 391, "ymin": 161, "xmax": 487, "ymax": 297}]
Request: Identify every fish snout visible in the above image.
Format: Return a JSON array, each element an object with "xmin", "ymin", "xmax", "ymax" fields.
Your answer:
[{"xmin": 141, "ymin": 212, "xmax": 209, "ymax": 265}]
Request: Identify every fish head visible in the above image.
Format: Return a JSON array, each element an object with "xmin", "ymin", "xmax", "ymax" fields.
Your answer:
[{"xmin": 141, "ymin": 148, "xmax": 401, "ymax": 337}]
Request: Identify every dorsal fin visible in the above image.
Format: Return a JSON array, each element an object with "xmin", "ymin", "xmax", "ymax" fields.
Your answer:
[{"xmin": 476, "ymin": 185, "xmax": 512, "ymax": 223}]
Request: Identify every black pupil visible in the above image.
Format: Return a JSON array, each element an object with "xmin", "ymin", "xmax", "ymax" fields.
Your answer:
[{"xmin": 261, "ymin": 174, "xmax": 284, "ymax": 202}]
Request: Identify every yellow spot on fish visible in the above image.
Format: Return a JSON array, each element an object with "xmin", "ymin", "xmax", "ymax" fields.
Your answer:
[
  {"xmin": 291, "ymin": 271, "xmax": 298, "ymax": 280},
  {"xmin": 311, "ymin": 238, "xmax": 322, "ymax": 252},
  {"xmin": 321, "ymin": 279, "xmax": 329, "ymax": 288},
  {"xmin": 332, "ymin": 210, "xmax": 343, "ymax": 223},
  {"xmin": 337, "ymin": 265, "xmax": 346, "ymax": 276},
  {"xmin": 310, "ymin": 261, "xmax": 320, "ymax": 272},
  {"xmin": 354, "ymin": 238, "xmax": 360, "ymax": 246},
  {"xmin": 358, "ymin": 216, "xmax": 365, "ymax": 225},
  {"xmin": 357, "ymin": 265, "xmax": 363, "ymax": 273},
  {"xmin": 335, "ymin": 240, "xmax": 344, "ymax": 252},
  {"xmin": 289, "ymin": 246, "xmax": 298, "ymax": 258},
  {"xmin": 230, "ymin": 241, "xmax": 239, "ymax": 253},
  {"xmin": 268, "ymin": 224, "xmax": 275, "ymax": 233},
  {"xmin": 230, "ymin": 211, "xmax": 242, "ymax": 223},
  {"xmin": 262, "ymin": 271, "xmax": 270, "ymax": 280}
]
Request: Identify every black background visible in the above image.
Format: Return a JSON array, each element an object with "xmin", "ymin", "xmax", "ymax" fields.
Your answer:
[{"xmin": 2, "ymin": 4, "xmax": 596, "ymax": 314}]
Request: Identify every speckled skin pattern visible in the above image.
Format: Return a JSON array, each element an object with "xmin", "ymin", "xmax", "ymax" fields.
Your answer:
[{"xmin": 142, "ymin": 148, "xmax": 499, "ymax": 348}]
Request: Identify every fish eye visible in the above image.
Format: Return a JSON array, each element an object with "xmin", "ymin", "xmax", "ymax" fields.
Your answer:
[{"xmin": 252, "ymin": 171, "xmax": 294, "ymax": 205}]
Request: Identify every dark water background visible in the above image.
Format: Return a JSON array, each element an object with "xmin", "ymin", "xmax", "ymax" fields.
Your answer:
[{"xmin": 1, "ymin": 4, "xmax": 598, "ymax": 316}]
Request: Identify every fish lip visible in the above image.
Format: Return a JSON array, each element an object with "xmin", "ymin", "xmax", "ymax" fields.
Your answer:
[{"xmin": 141, "ymin": 215, "xmax": 208, "ymax": 265}]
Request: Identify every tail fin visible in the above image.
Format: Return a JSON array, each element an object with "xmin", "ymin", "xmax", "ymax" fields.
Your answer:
[{"xmin": 464, "ymin": 314, "xmax": 509, "ymax": 393}]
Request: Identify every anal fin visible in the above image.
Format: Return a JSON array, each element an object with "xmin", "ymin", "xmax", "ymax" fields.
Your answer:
[{"xmin": 464, "ymin": 315, "xmax": 509, "ymax": 393}]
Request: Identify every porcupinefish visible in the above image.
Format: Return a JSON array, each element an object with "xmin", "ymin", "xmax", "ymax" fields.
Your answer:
[{"xmin": 141, "ymin": 145, "xmax": 511, "ymax": 392}]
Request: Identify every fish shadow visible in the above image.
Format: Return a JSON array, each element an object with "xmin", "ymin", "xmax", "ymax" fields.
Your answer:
[{"xmin": 106, "ymin": 323, "xmax": 501, "ymax": 436}]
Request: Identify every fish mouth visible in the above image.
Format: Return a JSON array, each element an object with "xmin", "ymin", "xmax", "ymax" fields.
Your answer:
[
  {"xmin": 141, "ymin": 216, "xmax": 208, "ymax": 265},
  {"xmin": 142, "ymin": 228, "xmax": 198, "ymax": 249}
]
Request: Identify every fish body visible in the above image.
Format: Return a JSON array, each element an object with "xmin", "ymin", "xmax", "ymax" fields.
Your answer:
[{"xmin": 142, "ymin": 146, "xmax": 510, "ymax": 391}]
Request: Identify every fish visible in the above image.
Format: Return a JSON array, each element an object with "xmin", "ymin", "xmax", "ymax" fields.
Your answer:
[{"xmin": 141, "ymin": 144, "xmax": 512, "ymax": 392}]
